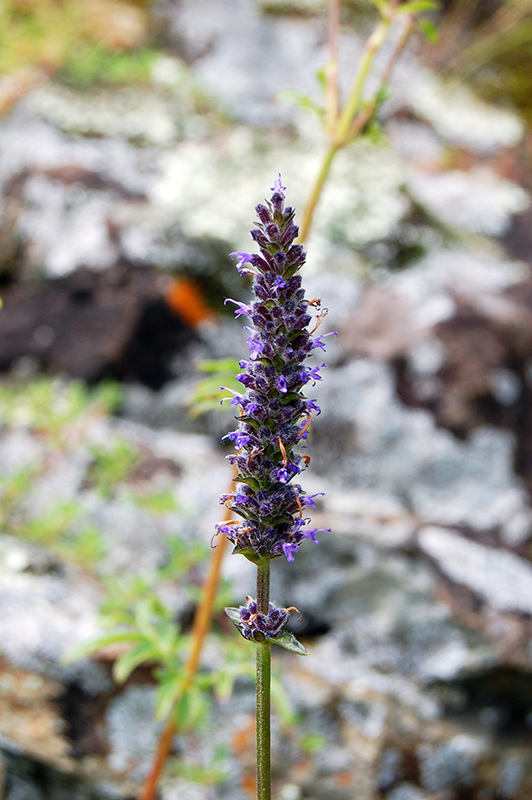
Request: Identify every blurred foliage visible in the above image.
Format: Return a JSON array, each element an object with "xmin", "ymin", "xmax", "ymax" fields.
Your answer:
[
  {"xmin": 0, "ymin": 377, "xmax": 160, "ymax": 568},
  {"xmin": 59, "ymin": 43, "xmax": 160, "ymax": 86},
  {"xmin": 71, "ymin": 550, "xmax": 255, "ymax": 731},
  {"xmin": 187, "ymin": 358, "xmax": 241, "ymax": 419},
  {"xmin": 0, "ymin": 0, "xmax": 152, "ymax": 78},
  {"xmin": 0, "ymin": 377, "xmax": 122, "ymax": 445},
  {"xmin": 87, "ymin": 438, "xmax": 140, "ymax": 498},
  {"xmin": 436, "ymin": 0, "xmax": 532, "ymax": 122}
]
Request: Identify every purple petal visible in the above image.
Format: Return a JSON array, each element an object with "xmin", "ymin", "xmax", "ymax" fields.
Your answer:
[
  {"xmin": 282, "ymin": 542, "xmax": 299, "ymax": 562},
  {"xmin": 230, "ymin": 251, "xmax": 254, "ymax": 273},
  {"xmin": 225, "ymin": 298, "xmax": 252, "ymax": 318},
  {"xmin": 271, "ymin": 174, "xmax": 286, "ymax": 193},
  {"xmin": 312, "ymin": 332, "xmax": 338, "ymax": 352}
]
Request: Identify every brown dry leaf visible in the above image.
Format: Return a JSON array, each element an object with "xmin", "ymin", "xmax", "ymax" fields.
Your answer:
[
  {"xmin": 80, "ymin": 0, "xmax": 148, "ymax": 50},
  {"xmin": 0, "ymin": 657, "xmax": 72, "ymax": 770}
]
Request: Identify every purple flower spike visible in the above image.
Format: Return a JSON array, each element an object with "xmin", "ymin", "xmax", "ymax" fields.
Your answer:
[{"xmin": 217, "ymin": 179, "xmax": 332, "ymax": 564}]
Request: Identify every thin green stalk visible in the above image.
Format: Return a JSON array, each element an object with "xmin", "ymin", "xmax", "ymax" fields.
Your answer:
[
  {"xmin": 335, "ymin": 11, "xmax": 392, "ymax": 144},
  {"xmin": 299, "ymin": 0, "xmax": 414, "ymax": 243},
  {"xmin": 256, "ymin": 561, "xmax": 271, "ymax": 800},
  {"xmin": 325, "ymin": 0, "xmax": 341, "ymax": 135},
  {"xmin": 298, "ymin": 144, "xmax": 338, "ymax": 243}
]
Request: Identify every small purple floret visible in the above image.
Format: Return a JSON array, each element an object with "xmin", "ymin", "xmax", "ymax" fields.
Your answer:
[
  {"xmin": 232, "ymin": 596, "xmax": 291, "ymax": 640},
  {"xmin": 230, "ymin": 251, "xmax": 254, "ymax": 273},
  {"xmin": 282, "ymin": 543, "xmax": 299, "ymax": 562},
  {"xmin": 225, "ymin": 298, "xmax": 252, "ymax": 318},
  {"xmin": 277, "ymin": 375, "xmax": 288, "ymax": 393}
]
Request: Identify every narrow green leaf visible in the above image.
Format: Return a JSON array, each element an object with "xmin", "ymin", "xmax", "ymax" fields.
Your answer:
[
  {"xmin": 155, "ymin": 674, "xmax": 185, "ymax": 720},
  {"xmin": 396, "ymin": 0, "xmax": 438, "ymax": 14},
  {"xmin": 114, "ymin": 640, "xmax": 159, "ymax": 683},
  {"xmin": 174, "ymin": 687, "xmax": 209, "ymax": 731},
  {"xmin": 417, "ymin": 18, "xmax": 439, "ymax": 42},
  {"xmin": 279, "ymin": 88, "xmax": 325, "ymax": 118},
  {"xmin": 64, "ymin": 632, "xmax": 146, "ymax": 663},
  {"xmin": 271, "ymin": 676, "xmax": 297, "ymax": 728}
]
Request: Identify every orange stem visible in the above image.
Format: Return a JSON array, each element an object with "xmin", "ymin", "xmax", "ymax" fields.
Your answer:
[{"xmin": 138, "ymin": 468, "xmax": 235, "ymax": 800}]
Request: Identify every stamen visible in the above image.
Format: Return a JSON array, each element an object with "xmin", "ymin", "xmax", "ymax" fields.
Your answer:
[
  {"xmin": 278, "ymin": 436, "xmax": 288, "ymax": 466},
  {"xmin": 309, "ymin": 308, "xmax": 329, "ymax": 335},
  {"xmin": 248, "ymin": 446, "xmax": 264, "ymax": 465},
  {"xmin": 298, "ymin": 412, "xmax": 312, "ymax": 439}
]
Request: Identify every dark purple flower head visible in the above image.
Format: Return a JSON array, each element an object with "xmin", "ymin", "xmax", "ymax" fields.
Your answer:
[
  {"xmin": 217, "ymin": 178, "xmax": 333, "ymax": 563},
  {"xmin": 229, "ymin": 596, "xmax": 294, "ymax": 642}
]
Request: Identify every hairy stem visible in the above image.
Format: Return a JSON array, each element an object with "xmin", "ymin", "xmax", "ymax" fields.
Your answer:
[{"xmin": 255, "ymin": 561, "xmax": 271, "ymax": 800}]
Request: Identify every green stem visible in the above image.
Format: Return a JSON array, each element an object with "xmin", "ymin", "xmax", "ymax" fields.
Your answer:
[
  {"xmin": 335, "ymin": 10, "xmax": 393, "ymax": 144},
  {"xmin": 256, "ymin": 561, "xmax": 271, "ymax": 800},
  {"xmin": 298, "ymin": 143, "xmax": 338, "ymax": 243},
  {"xmin": 325, "ymin": 0, "xmax": 341, "ymax": 135}
]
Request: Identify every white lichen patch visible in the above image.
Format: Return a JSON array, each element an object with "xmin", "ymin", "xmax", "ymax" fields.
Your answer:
[
  {"xmin": 152, "ymin": 129, "xmax": 407, "ymax": 271},
  {"xmin": 27, "ymin": 83, "xmax": 179, "ymax": 145},
  {"xmin": 406, "ymin": 72, "xmax": 524, "ymax": 155},
  {"xmin": 419, "ymin": 526, "xmax": 532, "ymax": 616},
  {"xmin": 408, "ymin": 166, "xmax": 529, "ymax": 237}
]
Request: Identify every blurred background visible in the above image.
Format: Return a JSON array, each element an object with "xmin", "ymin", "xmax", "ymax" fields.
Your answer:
[{"xmin": 1, "ymin": 1, "xmax": 532, "ymax": 798}]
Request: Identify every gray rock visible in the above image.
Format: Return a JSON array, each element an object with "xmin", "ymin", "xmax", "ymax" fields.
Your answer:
[
  {"xmin": 417, "ymin": 734, "xmax": 487, "ymax": 792},
  {"xmin": 419, "ymin": 526, "xmax": 532, "ymax": 616},
  {"xmin": 106, "ymin": 685, "xmax": 160, "ymax": 780},
  {"xmin": 387, "ymin": 784, "xmax": 425, "ymax": 800},
  {"xmin": 408, "ymin": 166, "xmax": 529, "ymax": 237}
]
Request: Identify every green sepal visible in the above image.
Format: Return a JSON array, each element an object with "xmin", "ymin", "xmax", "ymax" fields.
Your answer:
[
  {"xmin": 225, "ymin": 607, "xmax": 241, "ymax": 625},
  {"xmin": 231, "ymin": 544, "xmax": 279, "ymax": 564},
  {"xmin": 270, "ymin": 630, "xmax": 308, "ymax": 656},
  {"xmin": 234, "ymin": 475, "xmax": 261, "ymax": 492}
]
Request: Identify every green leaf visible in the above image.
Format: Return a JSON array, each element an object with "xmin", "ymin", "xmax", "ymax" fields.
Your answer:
[
  {"xmin": 271, "ymin": 631, "xmax": 308, "ymax": 656},
  {"xmin": 196, "ymin": 358, "xmax": 241, "ymax": 375},
  {"xmin": 417, "ymin": 18, "xmax": 439, "ymax": 42},
  {"xmin": 396, "ymin": 0, "xmax": 438, "ymax": 14},
  {"xmin": 278, "ymin": 88, "xmax": 325, "ymax": 119},
  {"xmin": 187, "ymin": 358, "xmax": 241, "ymax": 418},
  {"xmin": 155, "ymin": 674, "xmax": 185, "ymax": 720},
  {"xmin": 173, "ymin": 687, "xmax": 209, "ymax": 731},
  {"xmin": 114, "ymin": 640, "xmax": 159, "ymax": 683},
  {"xmin": 64, "ymin": 631, "xmax": 146, "ymax": 663},
  {"xmin": 270, "ymin": 676, "xmax": 296, "ymax": 728}
]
